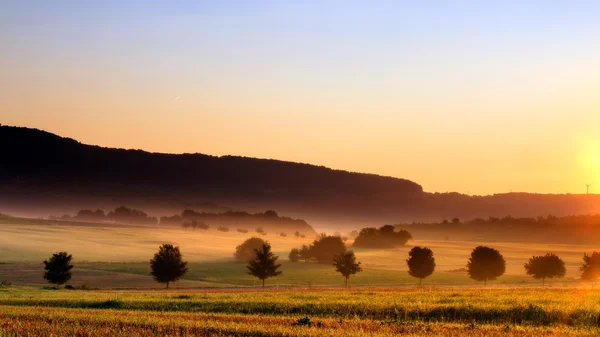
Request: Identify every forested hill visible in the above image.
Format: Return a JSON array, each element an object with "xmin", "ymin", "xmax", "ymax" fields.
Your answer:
[
  {"xmin": 0, "ymin": 125, "xmax": 423, "ymax": 219},
  {"xmin": 1, "ymin": 125, "xmax": 599, "ymax": 226}
]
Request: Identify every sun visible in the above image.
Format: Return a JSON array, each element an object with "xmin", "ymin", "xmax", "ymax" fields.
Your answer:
[{"xmin": 578, "ymin": 138, "xmax": 600, "ymax": 185}]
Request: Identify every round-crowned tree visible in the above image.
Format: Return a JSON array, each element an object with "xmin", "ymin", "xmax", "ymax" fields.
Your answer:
[
  {"xmin": 467, "ymin": 246, "xmax": 506, "ymax": 286},
  {"xmin": 524, "ymin": 253, "xmax": 566, "ymax": 286},
  {"xmin": 288, "ymin": 248, "xmax": 300, "ymax": 263},
  {"xmin": 149, "ymin": 244, "xmax": 188, "ymax": 289},
  {"xmin": 310, "ymin": 234, "xmax": 346, "ymax": 264},
  {"xmin": 406, "ymin": 246, "xmax": 436, "ymax": 285},
  {"xmin": 580, "ymin": 251, "xmax": 600, "ymax": 281},
  {"xmin": 234, "ymin": 237, "xmax": 266, "ymax": 261},
  {"xmin": 43, "ymin": 252, "xmax": 74, "ymax": 287}
]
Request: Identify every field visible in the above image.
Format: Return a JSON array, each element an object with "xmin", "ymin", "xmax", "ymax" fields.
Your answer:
[
  {"xmin": 0, "ymin": 221, "xmax": 596, "ymax": 288},
  {"xmin": 2, "ymin": 220, "xmax": 600, "ymax": 336},
  {"xmin": 2, "ymin": 287, "xmax": 600, "ymax": 336}
]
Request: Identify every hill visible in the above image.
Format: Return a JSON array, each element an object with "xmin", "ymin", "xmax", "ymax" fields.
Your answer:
[
  {"xmin": 0, "ymin": 125, "xmax": 423, "ymax": 223},
  {"xmin": 1, "ymin": 125, "xmax": 599, "ymax": 229}
]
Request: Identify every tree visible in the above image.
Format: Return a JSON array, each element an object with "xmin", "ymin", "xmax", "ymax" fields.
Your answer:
[
  {"xmin": 43, "ymin": 252, "xmax": 73, "ymax": 287},
  {"xmin": 256, "ymin": 227, "xmax": 266, "ymax": 236},
  {"xmin": 352, "ymin": 226, "xmax": 412, "ymax": 249},
  {"xmin": 333, "ymin": 251, "xmax": 362, "ymax": 288},
  {"xmin": 581, "ymin": 251, "xmax": 600, "ymax": 281},
  {"xmin": 466, "ymin": 246, "xmax": 506, "ymax": 286},
  {"xmin": 247, "ymin": 242, "xmax": 282, "ymax": 288},
  {"xmin": 294, "ymin": 231, "xmax": 301, "ymax": 239},
  {"xmin": 289, "ymin": 248, "xmax": 300, "ymax": 262},
  {"xmin": 406, "ymin": 246, "xmax": 436, "ymax": 285},
  {"xmin": 298, "ymin": 244, "xmax": 312, "ymax": 262},
  {"xmin": 149, "ymin": 244, "xmax": 188, "ymax": 289},
  {"xmin": 524, "ymin": 253, "xmax": 566, "ymax": 286},
  {"xmin": 234, "ymin": 237, "xmax": 265, "ymax": 261},
  {"xmin": 310, "ymin": 234, "xmax": 346, "ymax": 264}
]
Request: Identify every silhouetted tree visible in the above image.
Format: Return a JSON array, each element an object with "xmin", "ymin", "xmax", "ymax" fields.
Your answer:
[
  {"xmin": 247, "ymin": 242, "xmax": 281, "ymax": 288},
  {"xmin": 217, "ymin": 226, "xmax": 230, "ymax": 232},
  {"xmin": 75, "ymin": 209, "xmax": 105, "ymax": 221},
  {"xmin": 234, "ymin": 237, "xmax": 265, "ymax": 261},
  {"xmin": 298, "ymin": 244, "xmax": 312, "ymax": 262},
  {"xmin": 237, "ymin": 228, "xmax": 249, "ymax": 234},
  {"xmin": 289, "ymin": 248, "xmax": 300, "ymax": 263},
  {"xmin": 294, "ymin": 231, "xmax": 301, "ymax": 239},
  {"xmin": 333, "ymin": 251, "xmax": 362, "ymax": 288},
  {"xmin": 197, "ymin": 222, "xmax": 209, "ymax": 230},
  {"xmin": 467, "ymin": 246, "xmax": 506, "ymax": 286},
  {"xmin": 256, "ymin": 227, "xmax": 266, "ymax": 236},
  {"xmin": 263, "ymin": 210, "xmax": 278, "ymax": 217},
  {"xmin": 149, "ymin": 244, "xmax": 188, "ymax": 289},
  {"xmin": 581, "ymin": 251, "xmax": 600, "ymax": 281},
  {"xmin": 43, "ymin": 252, "xmax": 73, "ymax": 287},
  {"xmin": 352, "ymin": 225, "xmax": 412, "ymax": 249},
  {"xmin": 310, "ymin": 234, "xmax": 346, "ymax": 264},
  {"xmin": 406, "ymin": 246, "xmax": 436, "ymax": 285},
  {"xmin": 524, "ymin": 253, "xmax": 566, "ymax": 286}
]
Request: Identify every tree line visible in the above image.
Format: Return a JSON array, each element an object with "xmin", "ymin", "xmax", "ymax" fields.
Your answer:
[
  {"xmin": 397, "ymin": 214, "xmax": 600, "ymax": 244},
  {"xmin": 40, "ymin": 239, "xmax": 600, "ymax": 289}
]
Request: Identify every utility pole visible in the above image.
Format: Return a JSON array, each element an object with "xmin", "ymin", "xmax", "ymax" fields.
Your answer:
[{"xmin": 586, "ymin": 184, "xmax": 591, "ymax": 195}]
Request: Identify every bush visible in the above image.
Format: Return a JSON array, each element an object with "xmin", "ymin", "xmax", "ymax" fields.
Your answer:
[
  {"xmin": 217, "ymin": 226, "xmax": 230, "ymax": 232},
  {"xmin": 65, "ymin": 285, "xmax": 76, "ymax": 290},
  {"xmin": 280, "ymin": 232, "xmax": 287, "ymax": 237},
  {"xmin": 234, "ymin": 237, "xmax": 266, "ymax": 261},
  {"xmin": 1, "ymin": 280, "xmax": 11, "ymax": 287},
  {"xmin": 237, "ymin": 229, "xmax": 249, "ymax": 234}
]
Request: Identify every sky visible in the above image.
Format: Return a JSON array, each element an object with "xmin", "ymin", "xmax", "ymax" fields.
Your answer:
[{"xmin": 1, "ymin": 1, "xmax": 599, "ymax": 195}]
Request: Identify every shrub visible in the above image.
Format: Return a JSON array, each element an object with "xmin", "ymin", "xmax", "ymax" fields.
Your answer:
[
  {"xmin": 217, "ymin": 226, "xmax": 230, "ymax": 232},
  {"xmin": 237, "ymin": 229, "xmax": 249, "ymax": 234}
]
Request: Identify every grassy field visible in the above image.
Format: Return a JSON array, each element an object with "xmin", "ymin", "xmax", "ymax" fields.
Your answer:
[
  {"xmin": 2, "ymin": 220, "xmax": 600, "ymax": 336},
  {"xmin": 1, "ymin": 287, "xmax": 600, "ymax": 336},
  {"xmin": 0, "ymin": 221, "xmax": 595, "ymax": 288}
]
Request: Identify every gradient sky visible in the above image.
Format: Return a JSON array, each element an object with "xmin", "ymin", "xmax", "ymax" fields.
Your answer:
[{"xmin": 1, "ymin": 1, "xmax": 599, "ymax": 195}]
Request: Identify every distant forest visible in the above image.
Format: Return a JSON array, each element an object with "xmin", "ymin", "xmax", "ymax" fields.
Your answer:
[
  {"xmin": 50, "ymin": 207, "xmax": 316, "ymax": 236},
  {"xmin": 395, "ymin": 214, "xmax": 600, "ymax": 244}
]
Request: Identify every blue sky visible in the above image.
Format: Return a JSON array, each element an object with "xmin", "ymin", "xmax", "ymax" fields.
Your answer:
[{"xmin": 1, "ymin": 1, "xmax": 599, "ymax": 194}]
